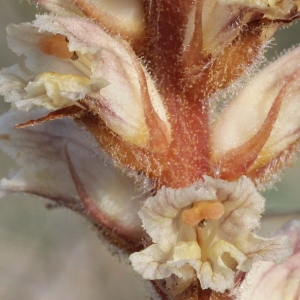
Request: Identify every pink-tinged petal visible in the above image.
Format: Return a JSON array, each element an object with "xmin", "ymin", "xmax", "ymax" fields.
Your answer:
[
  {"xmin": 130, "ymin": 176, "xmax": 291, "ymax": 293},
  {"xmin": 183, "ymin": 0, "xmax": 298, "ymax": 59},
  {"xmin": 2, "ymin": 15, "xmax": 170, "ymax": 151},
  {"xmin": 34, "ymin": 0, "xmax": 145, "ymax": 41},
  {"xmin": 237, "ymin": 219, "xmax": 300, "ymax": 299},
  {"xmin": 0, "ymin": 110, "xmax": 149, "ymax": 242},
  {"xmin": 211, "ymin": 46, "xmax": 300, "ymax": 181}
]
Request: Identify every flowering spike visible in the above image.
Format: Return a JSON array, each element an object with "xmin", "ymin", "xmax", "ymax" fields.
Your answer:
[{"xmin": 1, "ymin": 0, "xmax": 300, "ymax": 299}]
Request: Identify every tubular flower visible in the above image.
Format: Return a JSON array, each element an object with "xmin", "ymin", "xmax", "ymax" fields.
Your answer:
[
  {"xmin": 129, "ymin": 176, "xmax": 291, "ymax": 293},
  {"xmin": 0, "ymin": 0, "xmax": 300, "ymax": 299},
  {"xmin": 0, "ymin": 14, "xmax": 170, "ymax": 150}
]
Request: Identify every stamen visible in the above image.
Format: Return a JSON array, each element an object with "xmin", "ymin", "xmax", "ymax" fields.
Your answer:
[
  {"xmin": 70, "ymin": 52, "xmax": 93, "ymax": 77},
  {"xmin": 38, "ymin": 35, "xmax": 93, "ymax": 77},
  {"xmin": 181, "ymin": 200, "xmax": 225, "ymax": 227},
  {"xmin": 38, "ymin": 34, "xmax": 74, "ymax": 59}
]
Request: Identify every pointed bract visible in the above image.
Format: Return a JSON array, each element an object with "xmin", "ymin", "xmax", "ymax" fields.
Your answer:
[{"xmin": 212, "ymin": 46, "xmax": 300, "ymax": 183}]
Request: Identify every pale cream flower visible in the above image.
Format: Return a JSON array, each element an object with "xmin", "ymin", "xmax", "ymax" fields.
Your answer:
[
  {"xmin": 0, "ymin": 14, "xmax": 170, "ymax": 149},
  {"xmin": 129, "ymin": 176, "xmax": 291, "ymax": 293}
]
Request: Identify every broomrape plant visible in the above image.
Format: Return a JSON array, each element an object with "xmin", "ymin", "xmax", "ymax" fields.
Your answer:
[{"xmin": 0, "ymin": 0, "xmax": 300, "ymax": 299}]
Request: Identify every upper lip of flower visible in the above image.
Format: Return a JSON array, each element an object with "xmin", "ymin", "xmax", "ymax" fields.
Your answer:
[{"xmin": 211, "ymin": 47, "xmax": 300, "ymax": 185}]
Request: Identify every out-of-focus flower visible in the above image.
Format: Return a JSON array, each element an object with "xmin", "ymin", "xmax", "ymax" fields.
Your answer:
[
  {"xmin": 238, "ymin": 219, "xmax": 300, "ymax": 300},
  {"xmin": 129, "ymin": 176, "xmax": 291, "ymax": 293},
  {"xmin": 1, "ymin": 0, "xmax": 300, "ymax": 299},
  {"xmin": 0, "ymin": 109, "xmax": 149, "ymax": 250}
]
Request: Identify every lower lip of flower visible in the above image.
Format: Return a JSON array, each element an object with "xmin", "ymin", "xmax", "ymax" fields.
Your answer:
[{"xmin": 181, "ymin": 200, "xmax": 225, "ymax": 227}]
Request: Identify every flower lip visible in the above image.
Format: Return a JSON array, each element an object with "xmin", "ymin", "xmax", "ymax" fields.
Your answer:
[{"xmin": 129, "ymin": 176, "xmax": 292, "ymax": 292}]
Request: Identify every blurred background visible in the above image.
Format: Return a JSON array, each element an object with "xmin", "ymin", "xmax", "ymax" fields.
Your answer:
[
  {"xmin": 0, "ymin": 1, "xmax": 146, "ymax": 299},
  {"xmin": 0, "ymin": 1, "xmax": 300, "ymax": 299}
]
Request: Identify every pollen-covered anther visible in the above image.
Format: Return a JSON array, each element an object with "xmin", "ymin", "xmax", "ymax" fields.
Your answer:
[
  {"xmin": 181, "ymin": 200, "xmax": 225, "ymax": 227},
  {"xmin": 37, "ymin": 34, "xmax": 74, "ymax": 59}
]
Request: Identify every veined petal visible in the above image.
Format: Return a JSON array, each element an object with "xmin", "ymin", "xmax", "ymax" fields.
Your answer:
[
  {"xmin": 211, "ymin": 46, "xmax": 300, "ymax": 182},
  {"xmin": 129, "ymin": 176, "xmax": 291, "ymax": 292},
  {"xmin": 181, "ymin": 0, "xmax": 283, "ymax": 100},
  {"xmin": 0, "ymin": 110, "xmax": 147, "ymax": 240},
  {"xmin": 200, "ymin": 0, "xmax": 256, "ymax": 57},
  {"xmin": 35, "ymin": 0, "xmax": 145, "ymax": 41},
  {"xmin": 1, "ymin": 15, "xmax": 170, "ymax": 150}
]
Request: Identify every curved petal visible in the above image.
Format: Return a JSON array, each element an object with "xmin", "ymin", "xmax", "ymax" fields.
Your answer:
[
  {"xmin": 211, "ymin": 46, "xmax": 300, "ymax": 182},
  {"xmin": 1, "ymin": 15, "xmax": 170, "ymax": 150},
  {"xmin": 185, "ymin": 0, "xmax": 299, "ymax": 58},
  {"xmin": 0, "ymin": 110, "xmax": 148, "ymax": 240},
  {"xmin": 130, "ymin": 176, "xmax": 291, "ymax": 293}
]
